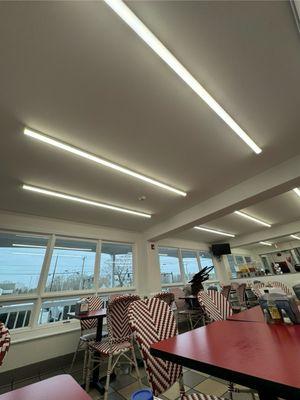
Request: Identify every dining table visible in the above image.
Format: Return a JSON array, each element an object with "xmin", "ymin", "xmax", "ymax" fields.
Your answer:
[
  {"xmin": 68, "ymin": 309, "xmax": 107, "ymax": 394},
  {"xmin": 150, "ymin": 320, "xmax": 300, "ymax": 400},
  {"xmin": 227, "ymin": 305, "xmax": 265, "ymax": 323},
  {"xmin": 0, "ymin": 375, "xmax": 92, "ymax": 400}
]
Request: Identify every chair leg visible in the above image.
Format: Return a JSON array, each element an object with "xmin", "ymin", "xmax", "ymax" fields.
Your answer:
[
  {"xmin": 228, "ymin": 382, "xmax": 234, "ymax": 400},
  {"xmin": 131, "ymin": 347, "xmax": 142, "ymax": 386},
  {"xmin": 104, "ymin": 355, "xmax": 113, "ymax": 400},
  {"xmin": 85, "ymin": 349, "xmax": 92, "ymax": 393},
  {"xmin": 69, "ymin": 340, "xmax": 81, "ymax": 373},
  {"xmin": 178, "ymin": 374, "xmax": 185, "ymax": 398},
  {"xmin": 82, "ymin": 347, "xmax": 89, "ymax": 382}
]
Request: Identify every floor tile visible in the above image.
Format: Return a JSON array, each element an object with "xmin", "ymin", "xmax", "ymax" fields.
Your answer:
[
  {"xmin": 106, "ymin": 391, "xmax": 126, "ymax": 400},
  {"xmin": 0, "ymin": 385, "xmax": 11, "ymax": 395},
  {"xmin": 183, "ymin": 370, "xmax": 207, "ymax": 387},
  {"xmin": 110, "ymin": 374, "xmax": 137, "ymax": 391},
  {"xmin": 12, "ymin": 376, "xmax": 40, "ymax": 390},
  {"xmin": 194, "ymin": 378, "xmax": 228, "ymax": 397},
  {"xmin": 223, "ymin": 391, "xmax": 257, "ymax": 399},
  {"xmin": 39, "ymin": 368, "xmax": 65, "ymax": 381},
  {"xmin": 162, "ymin": 382, "xmax": 190, "ymax": 400}
]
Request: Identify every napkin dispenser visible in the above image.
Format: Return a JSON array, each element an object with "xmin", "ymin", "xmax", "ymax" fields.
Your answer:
[{"xmin": 75, "ymin": 298, "xmax": 89, "ymax": 316}]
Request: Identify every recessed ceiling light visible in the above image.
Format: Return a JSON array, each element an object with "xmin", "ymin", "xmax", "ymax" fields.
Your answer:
[
  {"xmin": 104, "ymin": 0, "xmax": 262, "ymax": 155},
  {"xmin": 293, "ymin": 188, "xmax": 300, "ymax": 197},
  {"xmin": 24, "ymin": 128, "xmax": 186, "ymax": 197},
  {"xmin": 291, "ymin": 234, "xmax": 300, "ymax": 241},
  {"xmin": 23, "ymin": 184, "xmax": 151, "ymax": 218},
  {"xmin": 194, "ymin": 226, "xmax": 235, "ymax": 237},
  {"xmin": 259, "ymin": 241, "xmax": 273, "ymax": 246},
  {"xmin": 234, "ymin": 211, "xmax": 271, "ymax": 227}
]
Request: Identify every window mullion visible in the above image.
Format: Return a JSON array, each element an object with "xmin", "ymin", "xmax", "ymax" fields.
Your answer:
[
  {"xmin": 178, "ymin": 248, "xmax": 185, "ymax": 284},
  {"xmin": 32, "ymin": 234, "xmax": 56, "ymax": 328},
  {"xmin": 94, "ymin": 240, "xmax": 101, "ymax": 294},
  {"xmin": 196, "ymin": 251, "xmax": 202, "ymax": 271}
]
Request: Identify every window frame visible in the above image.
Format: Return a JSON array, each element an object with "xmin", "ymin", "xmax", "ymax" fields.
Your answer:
[
  {"xmin": 159, "ymin": 245, "xmax": 217, "ymax": 287},
  {"xmin": 0, "ymin": 230, "xmax": 137, "ymax": 336}
]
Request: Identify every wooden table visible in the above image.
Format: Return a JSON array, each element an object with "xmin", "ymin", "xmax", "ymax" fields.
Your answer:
[
  {"xmin": 68, "ymin": 309, "xmax": 107, "ymax": 394},
  {"xmin": 0, "ymin": 375, "xmax": 91, "ymax": 400},
  {"xmin": 150, "ymin": 320, "xmax": 300, "ymax": 399},
  {"xmin": 227, "ymin": 306, "xmax": 265, "ymax": 323}
]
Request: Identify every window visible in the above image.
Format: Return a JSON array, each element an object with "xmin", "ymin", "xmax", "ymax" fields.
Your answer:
[
  {"xmin": 0, "ymin": 302, "xmax": 34, "ymax": 329},
  {"xmin": 0, "ymin": 232, "xmax": 49, "ymax": 296},
  {"xmin": 235, "ymin": 255, "xmax": 245, "ymax": 265},
  {"xmin": 181, "ymin": 250, "xmax": 199, "ymax": 281},
  {"xmin": 99, "ymin": 242, "xmax": 133, "ymax": 288},
  {"xmin": 45, "ymin": 238, "xmax": 96, "ymax": 292},
  {"xmin": 199, "ymin": 251, "xmax": 216, "ymax": 280},
  {"xmin": 227, "ymin": 255, "xmax": 237, "ymax": 279},
  {"xmin": 38, "ymin": 298, "xmax": 78, "ymax": 325},
  {"xmin": 159, "ymin": 247, "xmax": 181, "ymax": 284}
]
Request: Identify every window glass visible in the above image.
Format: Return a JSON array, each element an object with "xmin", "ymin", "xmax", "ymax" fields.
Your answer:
[
  {"xmin": 0, "ymin": 302, "xmax": 34, "ymax": 329},
  {"xmin": 181, "ymin": 250, "xmax": 199, "ymax": 281},
  {"xmin": 245, "ymin": 256, "xmax": 252, "ymax": 263},
  {"xmin": 99, "ymin": 243, "xmax": 133, "ymax": 288},
  {"xmin": 0, "ymin": 232, "xmax": 48, "ymax": 296},
  {"xmin": 45, "ymin": 239, "xmax": 96, "ymax": 292},
  {"xmin": 227, "ymin": 255, "xmax": 237, "ymax": 279},
  {"xmin": 38, "ymin": 298, "xmax": 78, "ymax": 324},
  {"xmin": 235, "ymin": 255, "xmax": 245, "ymax": 265},
  {"xmin": 159, "ymin": 247, "xmax": 182, "ymax": 284},
  {"xmin": 199, "ymin": 251, "xmax": 216, "ymax": 280}
]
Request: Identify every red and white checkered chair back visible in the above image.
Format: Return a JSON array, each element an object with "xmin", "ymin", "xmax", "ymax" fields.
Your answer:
[
  {"xmin": 128, "ymin": 298, "xmax": 181, "ymax": 397},
  {"xmin": 251, "ymin": 282, "xmax": 265, "ymax": 298},
  {"xmin": 0, "ymin": 323, "xmax": 10, "ymax": 366},
  {"xmin": 80, "ymin": 296, "xmax": 103, "ymax": 331},
  {"xmin": 269, "ymin": 281, "xmax": 293, "ymax": 295},
  {"xmin": 107, "ymin": 294, "xmax": 140, "ymax": 341},
  {"xmin": 153, "ymin": 292, "xmax": 175, "ymax": 307},
  {"xmin": 220, "ymin": 285, "xmax": 231, "ymax": 301},
  {"xmin": 198, "ymin": 290, "xmax": 233, "ymax": 321}
]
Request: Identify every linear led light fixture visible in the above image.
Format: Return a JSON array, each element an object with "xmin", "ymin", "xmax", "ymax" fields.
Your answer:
[
  {"xmin": 23, "ymin": 184, "xmax": 151, "ymax": 218},
  {"xmin": 103, "ymin": 0, "xmax": 262, "ymax": 155},
  {"xmin": 234, "ymin": 211, "xmax": 271, "ymax": 227},
  {"xmin": 194, "ymin": 226, "xmax": 235, "ymax": 237},
  {"xmin": 291, "ymin": 234, "xmax": 300, "ymax": 241},
  {"xmin": 259, "ymin": 241, "xmax": 273, "ymax": 246},
  {"xmin": 293, "ymin": 188, "xmax": 300, "ymax": 197},
  {"xmin": 12, "ymin": 244, "xmax": 92, "ymax": 251},
  {"xmin": 24, "ymin": 128, "xmax": 186, "ymax": 197}
]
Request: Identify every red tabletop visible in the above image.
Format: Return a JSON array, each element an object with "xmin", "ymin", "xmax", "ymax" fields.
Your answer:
[
  {"xmin": 150, "ymin": 320, "xmax": 300, "ymax": 399},
  {"xmin": 68, "ymin": 308, "xmax": 106, "ymax": 320},
  {"xmin": 0, "ymin": 375, "xmax": 92, "ymax": 400},
  {"xmin": 227, "ymin": 306, "xmax": 265, "ymax": 323}
]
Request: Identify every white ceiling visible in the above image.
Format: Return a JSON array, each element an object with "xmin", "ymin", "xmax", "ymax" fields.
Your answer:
[{"xmin": 0, "ymin": 1, "xmax": 300, "ymax": 233}]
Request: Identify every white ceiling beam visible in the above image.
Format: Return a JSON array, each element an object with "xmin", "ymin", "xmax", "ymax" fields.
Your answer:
[
  {"xmin": 230, "ymin": 218, "xmax": 300, "ymax": 248},
  {"xmin": 145, "ymin": 155, "xmax": 300, "ymax": 241}
]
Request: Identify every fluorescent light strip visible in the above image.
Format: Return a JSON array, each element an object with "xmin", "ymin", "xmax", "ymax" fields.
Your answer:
[
  {"xmin": 104, "ymin": 0, "xmax": 262, "ymax": 155},
  {"xmin": 293, "ymin": 188, "xmax": 300, "ymax": 197},
  {"xmin": 23, "ymin": 184, "xmax": 151, "ymax": 219},
  {"xmin": 234, "ymin": 211, "xmax": 271, "ymax": 227},
  {"xmin": 194, "ymin": 226, "xmax": 235, "ymax": 237},
  {"xmin": 291, "ymin": 234, "xmax": 300, "ymax": 241},
  {"xmin": 259, "ymin": 241, "xmax": 273, "ymax": 246},
  {"xmin": 12, "ymin": 244, "xmax": 92, "ymax": 251},
  {"xmin": 24, "ymin": 128, "xmax": 186, "ymax": 197}
]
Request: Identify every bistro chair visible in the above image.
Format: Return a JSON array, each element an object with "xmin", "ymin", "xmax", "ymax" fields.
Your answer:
[
  {"xmin": 232, "ymin": 283, "xmax": 247, "ymax": 312},
  {"xmin": 86, "ymin": 294, "xmax": 142, "ymax": 400},
  {"xmin": 198, "ymin": 290, "xmax": 233, "ymax": 322},
  {"xmin": 0, "ymin": 322, "xmax": 10, "ymax": 366},
  {"xmin": 220, "ymin": 285, "xmax": 231, "ymax": 301},
  {"xmin": 198, "ymin": 291, "xmax": 255, "ymax": 400},
  {"xmin": 128, "ymin": 297, "xmax": 224, "ymax": 400},
  {"xmin": 70, "ymin": 295, "xmax": 103, "ymax": 377},
  {"xmin": 269, "ymin": 281, "xmax": 293, "ymax": 295},
  {"xmin": 153, "ymin": 291, "xmax": 175, "ymax": 306}
]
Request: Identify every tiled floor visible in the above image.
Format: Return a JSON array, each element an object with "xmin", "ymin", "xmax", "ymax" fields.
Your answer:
[{"xmin": 0, "ymin": 356, "xmax": 258, "ymax": 400}]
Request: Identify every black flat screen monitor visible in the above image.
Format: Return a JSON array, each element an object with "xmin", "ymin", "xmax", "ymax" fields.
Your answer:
[{"xmin": 211, "ymin": 243, "xmax": 231, "ymax": 256}]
